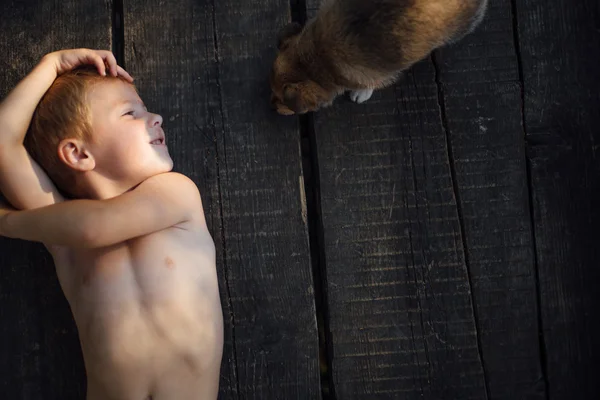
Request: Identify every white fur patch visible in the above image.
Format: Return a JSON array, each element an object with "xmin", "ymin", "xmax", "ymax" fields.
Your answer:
[{"xmin": 349, "ymin": 88, "xmax": 374, "ymax": 104}]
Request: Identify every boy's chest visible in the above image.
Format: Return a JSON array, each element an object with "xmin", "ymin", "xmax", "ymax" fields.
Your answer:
[{"xmin": 53, "ymin": 227, "xmax": 217, "ymax": 304}]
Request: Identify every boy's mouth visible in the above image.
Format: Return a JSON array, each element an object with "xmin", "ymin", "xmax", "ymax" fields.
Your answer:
[{"xmin": 150, "ymin": 138, "xmax": 164, "ymax": 145}]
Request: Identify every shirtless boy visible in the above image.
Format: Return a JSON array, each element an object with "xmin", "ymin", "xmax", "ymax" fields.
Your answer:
[{"xmin": 0, "ymin": 49, "xmax": 223, "ymax": 400}]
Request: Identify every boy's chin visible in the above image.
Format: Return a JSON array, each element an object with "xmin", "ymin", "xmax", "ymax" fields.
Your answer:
[
  {"xmin": 153, "ymin": 154, "xmax": 174, "ymax": 170},
  {"xmin": 157, "ymin": 159, "xmax": 175, "ymax": 174},
  {"xmin": 139, "ymin": 159, "xmax": 174, "ymax": 181},
  {"xmin": 164, "ymin": 158, "xmax": 174, "ymax": 171}
]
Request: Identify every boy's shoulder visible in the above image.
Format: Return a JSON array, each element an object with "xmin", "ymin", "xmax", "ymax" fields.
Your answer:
[
  {"xmin": 140, "ymin": 171, "xmax": 198, "ymax": 191},
  {"xmin": 135, "ymin": 171, "xmax": 203, "ymax": 210}
]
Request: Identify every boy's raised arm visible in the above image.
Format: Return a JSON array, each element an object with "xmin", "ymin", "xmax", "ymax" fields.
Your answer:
[
  {"xmin": 0, "ymin": 49, "xmax": 132, "ymax": 210},
  {"xmin": 0, "ymin": 172, "xmax": 204, "ymax": 249},
  {"xmin": 0, "ymin": 56, "xmax": 64, "ymax": 209}
]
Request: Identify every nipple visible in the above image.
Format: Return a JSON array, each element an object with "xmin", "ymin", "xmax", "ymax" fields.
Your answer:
[{"xmin": 164, "ymin": 257, "xmax": 176, "ymax": 270}]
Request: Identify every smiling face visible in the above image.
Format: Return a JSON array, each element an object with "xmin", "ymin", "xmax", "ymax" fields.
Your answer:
[{"xmin": 87, "ymin": 80, "xmax": 173, "ymax": 186}]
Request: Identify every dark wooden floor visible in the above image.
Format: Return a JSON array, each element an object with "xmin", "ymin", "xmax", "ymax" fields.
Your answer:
[{"xmin": 0, "ymin": 0, "xmax": 599, "ymax": 399}]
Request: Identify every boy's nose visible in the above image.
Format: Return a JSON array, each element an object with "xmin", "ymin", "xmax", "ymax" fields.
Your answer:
[{"xmin": 150, "ymin": 113, "xmax": 163, "ymax": 127}]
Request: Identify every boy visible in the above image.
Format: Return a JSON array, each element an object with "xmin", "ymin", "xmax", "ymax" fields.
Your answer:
[{"xmin": 0, "ymin": 49, "xmax": 223, "ymax": 400}]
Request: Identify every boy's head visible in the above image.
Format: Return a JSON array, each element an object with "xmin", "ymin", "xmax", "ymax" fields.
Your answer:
[{"xmin": 26, "ymin": 66, "xmax": 172, "ymax": 199}]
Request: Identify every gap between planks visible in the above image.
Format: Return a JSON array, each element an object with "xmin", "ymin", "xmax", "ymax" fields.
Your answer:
[{"xmin": 290, "ymin": 0, "xmax": 336, "ymax": 398}]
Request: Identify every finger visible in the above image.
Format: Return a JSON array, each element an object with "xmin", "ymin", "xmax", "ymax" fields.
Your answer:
[
  {"xmin": 90, "ymin": 50, "xmax": 116, "ymax": 77},
  {"xmin": 88, "ymin": 52, "xmax": 107, "ymax": 76},
  {"xmin": 116, "ymin": 65, "xmax": 134, "ymax": 82},
  {"xmin": 101, "ymin": 51, "xmax": 119, "ymax": 77}
]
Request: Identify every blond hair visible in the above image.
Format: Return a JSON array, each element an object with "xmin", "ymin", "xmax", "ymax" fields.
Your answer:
[{"xmin": 25, "ymin": 65, "xmax": 132, "ymax": 198}]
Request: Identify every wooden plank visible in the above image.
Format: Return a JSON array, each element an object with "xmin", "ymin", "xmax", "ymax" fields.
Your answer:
[
  {"xmin": 313, "ymin": 63, "xmax": 488, "ymax": 400},
  {"xmin": 434, "ymin": 0, "xmax": 546, "ymax": 398},
  {"xmin": 124, "ymin": 0, "xmax": 321, "ymax": 398},
  {"xmin": 303, "ymin": 3, "xmax": 487, "ymax": 396},
  {"xmin": 515, "ymin": 0, "xmax": 600, "ymax": 398},
  {"xmin": 0, "ymin": 0, "xmax": 111, "ymax": 398}
]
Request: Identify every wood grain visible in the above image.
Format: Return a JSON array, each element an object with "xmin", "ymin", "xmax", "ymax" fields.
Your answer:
[
  {"xmin": 435, "ymin": 0, "xmax": 546, "ymax": 398},
  {"xmin": 312, "ymin": 59, "xmax": 487, "ymax": 398}
]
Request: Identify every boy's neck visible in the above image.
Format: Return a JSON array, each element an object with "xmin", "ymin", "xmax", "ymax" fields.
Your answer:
[{"xmin": 78, "ymin": 173, "xmax": 140, "ymax": 200}]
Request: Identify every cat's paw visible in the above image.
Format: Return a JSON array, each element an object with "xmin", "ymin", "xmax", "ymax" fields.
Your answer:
[{"xmin": 349, "ymin": 88, "xmax": 374, "ymax": 104}]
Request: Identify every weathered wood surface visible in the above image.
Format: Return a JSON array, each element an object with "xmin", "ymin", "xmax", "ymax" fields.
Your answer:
[
  {"xmin": 311, "ymin": 64, "xmax": 488, "ymax": 400},
  {"xmin": 516, "ymin": 0, "xmax": 600, "ymax": 398},
  {"xmin": 305, "ymin": 0, "xmax": 593, "ymax": 398},
  {"xmin": 0, "ymin": 0, "xmax": 111, "ymax": 398},
  {"xmin": 435, "ymin": 0, "xmax": 545, "ymax": 398}
]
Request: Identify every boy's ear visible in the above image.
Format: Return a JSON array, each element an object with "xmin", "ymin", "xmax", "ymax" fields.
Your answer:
[{"xmin": 57, "ymin": 138, "xmax": 95, "ymax": 172}]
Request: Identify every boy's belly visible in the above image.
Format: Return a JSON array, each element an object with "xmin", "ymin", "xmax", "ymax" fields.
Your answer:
[{"xmin": 77, "ymin": 292, "xmax": 223, "ymax": 398}]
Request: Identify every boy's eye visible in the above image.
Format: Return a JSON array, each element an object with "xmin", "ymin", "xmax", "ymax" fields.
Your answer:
[{"xmin": 123, "ymin": 110, "xmax": 135, "ymax": 117}]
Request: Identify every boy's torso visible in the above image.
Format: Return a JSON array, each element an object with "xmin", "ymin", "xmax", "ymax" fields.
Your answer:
[{"xmin": 50, "ymin": 222, "xmax": 223, "ymax": 399}]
